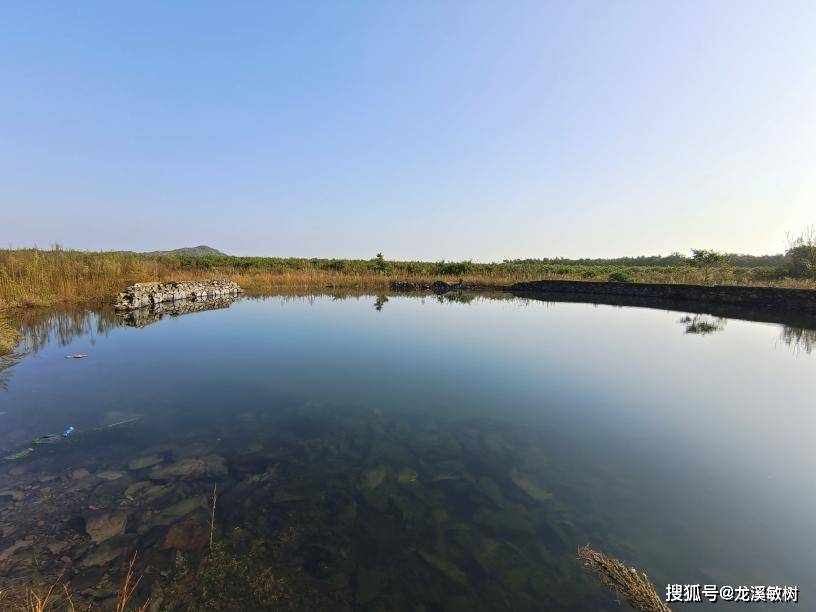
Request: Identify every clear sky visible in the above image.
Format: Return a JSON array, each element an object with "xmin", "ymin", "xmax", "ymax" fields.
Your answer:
[{"xmin": 2, "ymin": 1, "xmax": 814, "ymax": 260}]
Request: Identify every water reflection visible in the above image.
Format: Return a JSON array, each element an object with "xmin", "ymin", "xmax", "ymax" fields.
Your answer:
[
  {"xmin": 116, "ymin": 295, "xmax": 240, "ymax": 328},
  {"xmin": 373, "ymin": 295, "xmax": 388, "ymax": 311},
  {"xmin": 780, "ymin": 326, "xmax": 816, "ymax": 354},
  {"xmin": 12, "ymin": 304, "xmax": 118, "ymax": 353},
  {"xmin": 0, "ymin": 294, "xmax": 814, "ymax": 610},
  {"xmin": 0, "ymin": 351, "xmax": 24, "ymax": 392},
  {"xmin": 678, "ymin": 314, "xmax": 727, "ymax": 335}
]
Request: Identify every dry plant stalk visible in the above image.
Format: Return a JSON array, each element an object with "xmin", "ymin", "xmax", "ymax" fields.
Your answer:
[
  {"xmin": 24, "ymin": 574, "xmax": 61, "ymax": 612},
  {"xmin": 578, "ymin": 545, "xmax": 671, "ymax": 612},
  {"xmin": 115, "ymin": 552, "xmax": 149, "ymax": 612},
  {"xmin": 62, "ymin": 585, "xmax": 76, "ymax": 612},
  {"xmin": 210, "ymin": 483, "xmax": 218, "ymax": 550}
]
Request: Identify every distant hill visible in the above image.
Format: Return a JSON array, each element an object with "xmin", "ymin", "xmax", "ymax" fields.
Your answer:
[{"xmin": 142, "ymin": 245, "xmax": 227, "ymax": 257}]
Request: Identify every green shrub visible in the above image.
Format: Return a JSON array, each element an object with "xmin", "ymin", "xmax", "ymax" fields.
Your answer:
[{"xmin": 607, "ymin": 271, "xmax": 631, "ymax": 283}]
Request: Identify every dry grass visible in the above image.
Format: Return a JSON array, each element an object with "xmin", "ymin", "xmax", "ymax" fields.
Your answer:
[
  {"xmin": 2, "ymin": 555, "xmax": 148, "ymax": 612},
  {"xmin": 115, "ymin": 552, "xmax": 149, "ymax": 612},
  {"xmin": 209, "ymin": 483, "xmax": 218, "ymax": 551},
  {"xmin": 579, "ymin": 545, "xmax": 671, "ymax": 612},
  {"xmin": 23, "ymin": 576, "xmax": 60, "ymax": 612},
  {"xmin": 1, "ymin": 247, "xmax": 813, "ymax": 312}
]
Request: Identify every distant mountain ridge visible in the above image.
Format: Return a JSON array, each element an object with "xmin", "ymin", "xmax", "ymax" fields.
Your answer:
[{"xmin": 142, "ymin": 245, "xmax": 227, "ymax": 256}]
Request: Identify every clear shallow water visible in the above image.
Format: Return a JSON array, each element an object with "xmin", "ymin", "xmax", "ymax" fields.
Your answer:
[{"xmin": 0, "ymin": 294, "xmax": 814, "ymax": 610}]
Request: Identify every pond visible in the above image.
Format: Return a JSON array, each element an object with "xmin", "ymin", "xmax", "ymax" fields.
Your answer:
[{"xmin": 0, "ymin": 293, "xmax": 814, "ymax": 610}]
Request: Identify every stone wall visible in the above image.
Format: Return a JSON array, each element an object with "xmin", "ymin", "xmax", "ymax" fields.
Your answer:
[
  {"xmin": 114, "ymin": 280, "xmax": 242, "ymax": 311},
  {"xmin": 511, "ymin": 280, "xmax": 816, "ymax": 313}
]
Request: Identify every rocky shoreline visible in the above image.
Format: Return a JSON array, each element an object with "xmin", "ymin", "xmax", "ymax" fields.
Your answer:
[{"xmin": 114, "ymin": 281, "xmax": 242, "ymax": 311}]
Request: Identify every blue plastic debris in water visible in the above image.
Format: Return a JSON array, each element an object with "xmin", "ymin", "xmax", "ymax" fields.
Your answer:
[{"xmin": 62, "ymin": 426, "xmax": 76, "ymax": 438}]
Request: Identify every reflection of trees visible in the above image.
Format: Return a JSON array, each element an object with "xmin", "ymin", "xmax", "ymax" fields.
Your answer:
[
  {"xmin": 436, "ymin": 293, "xmax": 476, "ymax": 304},
  {"xmin": 780, "ymin": 326, "xmax": 816, "ymax": 354},
  {"xmin": 374, "ymin": 295, "xmax": 388, "ymax": 311},
  {"xmin": 678, "ymin": 314, "xmax": 727, "ymax": 335},
  {"xmin": 0, "ymin": 351, "xmax": 24, "ymax": 391},
  {"xmin": 14, "ymin": 306, "xmax": 119, "ymax": 353},
  {"xmin": 0, "ymin": 306, "xmax": 119, "ymax": 391}
]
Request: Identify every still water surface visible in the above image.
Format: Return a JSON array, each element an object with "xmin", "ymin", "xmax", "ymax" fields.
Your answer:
[{"xmin": 0, "ymin": 294, "xmax": 813, "ymax": 610}]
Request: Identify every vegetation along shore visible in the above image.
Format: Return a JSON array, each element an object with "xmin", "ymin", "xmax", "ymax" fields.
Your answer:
[{"xmin": 2, "ymin": 230, "xmax": 815, "ymax": 311}]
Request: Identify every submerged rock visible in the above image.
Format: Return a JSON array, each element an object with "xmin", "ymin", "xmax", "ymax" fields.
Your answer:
[
  {"xmin": 128, "ymin": 455, "xmax": 164, "ymax": 470},
  {"xmin": 271, "ymin": 490, "xmax": 306, "ymax": 504},
  {"xmin": 416, "ymin": 550, "xmax": 468, "ymax": 585},
  {"xmin": 510, "ymin": 470, "xmax": 552, "ymax": 502},
  {"xmin": 356, "ymin": 566, "xmax": 387, "ymax": 604},
  {"xmin": 79, "ymin": 534, "xmax": 136, "ymax": 567},
  {"xmin": 96, "ymin": 470, "xmax": 126, "ymax": 481},
  {"xmin": 361, "ymin": 466, "xmax": 387, "ymax": 489},
  {"xmin": 150, "ymin": 455, "xmax": 226, "ymax": 480},
  {"xmin": 473, "ymin": 507, "xmax": 535, "ymax": 535},
  {"xmin": 0, "ymin": 489, "xmax": 25, "ymax": 502},
  {"xmin": 162, "ymin": 516, "xmax": 209, "ymax": 551},
  {"xmin": 3, "ymin": 447, "xmax": 33, "ymax": 461},
  {"xmin": 0, "ymin": 538, "xmax": 31, "ymax": 562},
  {"xmin": 397, "ymin": 467, "xmax": 419, "ymax": 485},
  {"xmin": 85, "ymin": 511, "xmax": 129, "ymax": 543},
  {"xmin": 476, "ymin": 476, "xmax": 505, "ymax": 507},
  {"xmin": 160, "ymin": 495, "xmax": 208, "ymax": 519}
]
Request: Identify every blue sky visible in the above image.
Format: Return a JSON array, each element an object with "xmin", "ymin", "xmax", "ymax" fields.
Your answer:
[{"xmin": 2, "ymin": 1, "xmax": 814, "ymax": 259}]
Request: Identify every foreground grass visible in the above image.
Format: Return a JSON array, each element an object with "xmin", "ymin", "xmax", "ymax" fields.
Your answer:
[
  {"xmin": 579, "ymin": 546, "xmax": 671, "ymax": 612},
  {"xmin": 0, "ymin": 554, "xmax": 149, "ymax": 611},
  {"xmin": 2, "ymin": 248, "xmax": 813, "ymax": 312}
]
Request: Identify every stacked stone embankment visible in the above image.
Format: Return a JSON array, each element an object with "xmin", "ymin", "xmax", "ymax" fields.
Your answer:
[
  {"xmin": 511, "ymin": 280, "xmax": 816, "ymax": 313},
  {"xmin": 114, "ymin": 280, "xmax": 242, "ymax": 311}
]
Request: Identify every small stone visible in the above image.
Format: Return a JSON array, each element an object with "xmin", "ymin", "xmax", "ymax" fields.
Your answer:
[{"xmin": 70, "ymin": 468, "xmax": 91, "ymax": 480}]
